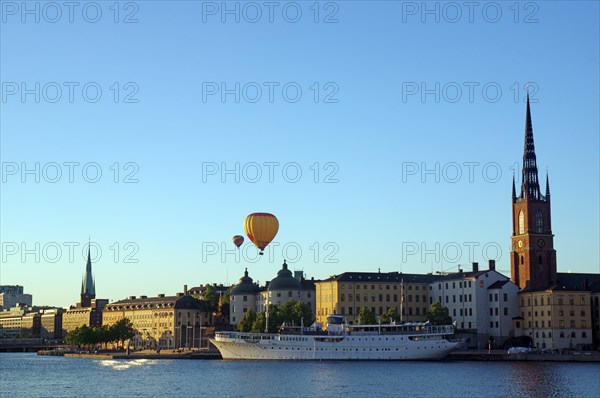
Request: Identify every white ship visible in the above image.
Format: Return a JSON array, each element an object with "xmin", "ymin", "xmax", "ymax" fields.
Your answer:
[{"xmin": 211, "ymin": 315, "xmax": 458, "ymax": 360}]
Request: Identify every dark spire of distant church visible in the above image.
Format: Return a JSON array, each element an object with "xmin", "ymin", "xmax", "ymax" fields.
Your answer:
[{"xmin": 81, "ymin": 245, "xmax": 95, "ymax": 296}]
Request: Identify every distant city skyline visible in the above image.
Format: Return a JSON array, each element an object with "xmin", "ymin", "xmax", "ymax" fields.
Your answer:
[{"xmin": 1, "ymin": 2, "xmax": 598, "ymax": 307}]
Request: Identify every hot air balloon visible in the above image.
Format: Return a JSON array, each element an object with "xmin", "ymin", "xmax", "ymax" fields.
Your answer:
[
  {"xmin": 244, "ymin": 213, "xmax": 279, "ymax": 255},
  {"xmin": 232, "ymin": 235, "xmax": 244, "ymax": 249}
]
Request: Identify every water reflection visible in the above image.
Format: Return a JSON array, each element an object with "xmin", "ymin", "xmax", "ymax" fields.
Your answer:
[
  {"xmin": 97, "ymin": 359, "xmax": 160, "ymax": 371},
  {"xmin": 508, "ymin": 363, "xmax": 567, "ymax": 398}
]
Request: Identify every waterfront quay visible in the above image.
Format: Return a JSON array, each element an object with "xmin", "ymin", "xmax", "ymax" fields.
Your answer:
[
  {"xmin": 38, "ymin": 348, "xmax": 222, "ymax": 360},
  {"xmin": 446, "ymin": 349, "xmax": 600, "ymax": 363}
]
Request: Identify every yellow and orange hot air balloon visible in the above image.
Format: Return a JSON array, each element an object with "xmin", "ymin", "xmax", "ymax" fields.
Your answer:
[
  {"xmin": 243, "ymin": 213, "xmax": 279, "ymax": 255},
  {"xmin": 232, "ymin": 235, "xmax": 244, "ymax": 249}
]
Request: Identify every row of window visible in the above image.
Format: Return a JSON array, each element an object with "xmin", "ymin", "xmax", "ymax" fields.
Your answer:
[
  {"xmin": 436, "ymin": 281, "xmax": 473, "ymax": 290},
  {"xmin": 522, "ymin": 295, "xmax": 587, "ymax": 306},
  {"xmin": 488, "ymin": 307, "xmax": 509, "ymax": 316},
  {"xmin": 527, "ymin": 320, "xmax": 588, "ymax": 329},
  {"xmin": 490, "ymin": 293, "xmax": 509, "ymax": 302},
  {"xmin": 525, "ymin": 310, "xmax": 586, "ymax": 318},
  {"xmin": 339, "ymin": 294, "xmax": 427, "ymax": 303},
  {"xmin": 256, "ymin": 292, "xmax": 312, "ymax": 300},
  {"xmin": 318, "ymin": 306, "xmax": 427, "ymax": 317},
  {"xmin": 527, "ymin": 330, "xmax": 589, "ymax": 339},
  {"xmin": 339, "ymin": 284, "xmax": 427, "ymax": 291},
  {"xmin": 435, "ymin": 294, "xmax": 473, "ymax": 304}
]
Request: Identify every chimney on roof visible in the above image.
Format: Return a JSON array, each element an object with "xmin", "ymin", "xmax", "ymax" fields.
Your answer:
[
  {"xmin": 458, "ymin": 266, "xmax": 463, "ymax": 273},
  {"xmin": 128, "ymin": 296, "xmax": 136, "ymax": 300},
  {"xmin": 184, "ymin": 285, "xmax": 188, "ymax": 295},
  {"xmin": 472, "ymin": 262, "xmax": 479, "ymax": 272},
  {"xmin": 139, "ymin": 295, "xmax": 147, "ymax": 299},
  {"xmin": 488, "ymin": 260, "xmax": 496, "ymax": 271},
  {"xmin": 157, "ymin": 293, "xmax": 165, "ymax": 298},
  {"xmin": 176, "ymin": 292, "xmax": 184, "ymax": 298}
]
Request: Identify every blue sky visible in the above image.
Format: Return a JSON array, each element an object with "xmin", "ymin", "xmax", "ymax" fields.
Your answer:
[{"xmin": 1, "ymin": 1, "xmax": 599, "ymax": 307}]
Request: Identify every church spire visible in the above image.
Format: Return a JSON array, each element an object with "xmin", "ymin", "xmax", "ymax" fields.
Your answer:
[
  {"xmin": 81, "ymin": 245, "xmax": 96, "ymax": 297},
  {"xmin": 512, "ymin": 174, "xmax": 517, "ymax": 200},
  {"xmin": 520, "ymin": 92, "xmax": 541, "ymax": 200},
  {"xmin": 545, "ymin": 171, "xmax": 550, "ymax": 197}
]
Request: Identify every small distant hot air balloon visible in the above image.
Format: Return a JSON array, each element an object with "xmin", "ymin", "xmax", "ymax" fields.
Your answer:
[
  {"xmin": 244, "ymin": 213, "xmax": 279, "ymax": 255},
  {"xmin": 232, "ymin": 235, "xmax": 244, "ymax": 249}
]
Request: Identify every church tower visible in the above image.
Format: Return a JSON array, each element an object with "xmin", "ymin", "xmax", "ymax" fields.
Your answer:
[
  {"xmin": 80, "ymin": 247, "xmax": 96, "ymax": 307},
  {"xmin": 510, "ymin": 94, "xmax": 557, "ymax": 291}
]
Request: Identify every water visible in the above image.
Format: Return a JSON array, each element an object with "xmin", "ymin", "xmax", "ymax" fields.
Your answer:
[{"xmin": 1, "ymin": 353, "xmax": 599, "ymax": 398}]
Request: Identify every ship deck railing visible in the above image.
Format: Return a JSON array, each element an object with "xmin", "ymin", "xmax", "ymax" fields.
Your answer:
[{"xmin": 215, "ymin": 324, "xmax": 454, "ymax": 340}]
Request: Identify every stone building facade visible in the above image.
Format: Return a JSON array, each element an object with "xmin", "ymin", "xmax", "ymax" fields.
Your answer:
[
  {"xmin": 103, "ymin": 291, "xmax": 207, "ymax": 349},
  {"xmin": 315, "ymin": 271, "xmax": 437, "ymax": 325}
]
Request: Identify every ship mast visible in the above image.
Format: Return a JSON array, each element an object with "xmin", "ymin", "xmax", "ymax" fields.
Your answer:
[{"xmin": 400, "ymin": 277, "xmax": 404, "ymax": 324}]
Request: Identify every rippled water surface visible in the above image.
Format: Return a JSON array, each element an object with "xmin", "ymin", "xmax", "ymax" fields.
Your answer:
[{"xmin": 1, "ymin": 353, "xmax": 599, "ymax": 397}]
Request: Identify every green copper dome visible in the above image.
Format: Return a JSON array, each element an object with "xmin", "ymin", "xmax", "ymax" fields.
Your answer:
[
  {"xmin": 230, "ymin": 269, "xmax": 259, "ymax": 295},
  {"xmin": 268, "ymin": 261, "xmax": 301, "ymax": 291}
]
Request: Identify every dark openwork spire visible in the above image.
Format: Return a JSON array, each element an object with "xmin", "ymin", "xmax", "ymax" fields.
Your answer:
[
  {"xmin": 520, "ymin": 93, "xmax": 542, "ymax": 200},
  {"xmin": 545, "ymin": 171, "xmax": 550, "ymax": 197}
]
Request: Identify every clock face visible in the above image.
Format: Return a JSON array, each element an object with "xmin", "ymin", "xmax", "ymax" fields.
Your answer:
[{"xmin": 537, "ymin": 239, "xmax": 545, "ymax": 248}]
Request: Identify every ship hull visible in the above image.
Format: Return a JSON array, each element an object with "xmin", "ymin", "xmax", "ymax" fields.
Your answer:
[{"xmin": 211, "ymin": 333, "xmax": 458, "ymax": 361}]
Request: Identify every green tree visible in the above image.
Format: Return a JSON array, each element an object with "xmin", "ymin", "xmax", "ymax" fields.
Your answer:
[
  {"xmin": 65, "ymin": 326, "xmax": 82, "ymax": 346},
  {"xmin": 109, "ymin": 318, "xmax": 136, "ymax": 348},
  {"xmin": 94, "ymin": 326, "xmax": 112, "ymax": 349},
  {"xmin": 199, "ymin": 285, "xmax": 219, "ymax": 313},
  {"xmin": 220, "ymin": 286, "xmax": 233, "ymax": 319},
  {"xmin": 251, "ymin": 304, "xmax": 281, "ymax": 333},
  {"xmin": 237, "ymin": 309, "xmax": 257, "ymax": 332},
  {"xmin": 279, "ymin": 299, "xmax": 314, "ymax": 326},
  {"xmin": 380, "ymin": 308, "xmax": 401, "ymax": 324},
  {"xmin": 78, "ymin": 325, "xmax": 95, "ymax": 348},
  {"xmin": 427, "ymin": 301, "xmax": 453, "ymax": 325},
  {"xmin": 356, "ymin": 307, "xmax": 377, "ymax": 325}
]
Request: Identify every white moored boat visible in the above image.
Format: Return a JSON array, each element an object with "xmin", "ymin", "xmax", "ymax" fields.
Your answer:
[{"xmin": 211, "ymin": 315, "xmax": 458, "ymax": 360}]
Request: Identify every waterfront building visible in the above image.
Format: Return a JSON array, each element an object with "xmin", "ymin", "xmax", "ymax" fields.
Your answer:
[
  {"xmin": 102, "ymin": 288, "xmax": 208, "ymax": 349},
  {"xmin": 515, "ymin": 275, "xmax": 600, "ymax": 350},
  {"xmin": 39, "ymin": 308, "xmax": 64, "ymax": 339},
  {"xmin": 0, "ymin": 306, "xmax": 41, "ymax": 338},
  {"xmin": 62, "ymin": 248, "xmax": 108, "ymax": 335},
  {"xmin": 229, "ymin": 269, "xmax": 260, "ymax": 325},
  {"xmin": 315, "ymin": 271, "xmax": 437, "ymax": 325},
  {"xmin": 0, "ymin": 305, "xmax": 63, "ymax": 339},
  {"xmin": 510, "ymin": 96, "xmax": 600, "ymax": 349},
  {"xmin": 228, "ymin": 261, "xmax": 317, "ymax": 326},
  {"xmin": 429, "ymin": 261, "xmax": 520, "ymax": 347},
  {"xmin": 62, "ymin": 299, "xmax": 107, "ymax": 335},
  {"xmin": 256, "ymin": 261, "xmax": 316, "ymax": 317},
  {"xmin": 0, "ymin": 285, "xmax": 33, "ymax": 310}
]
